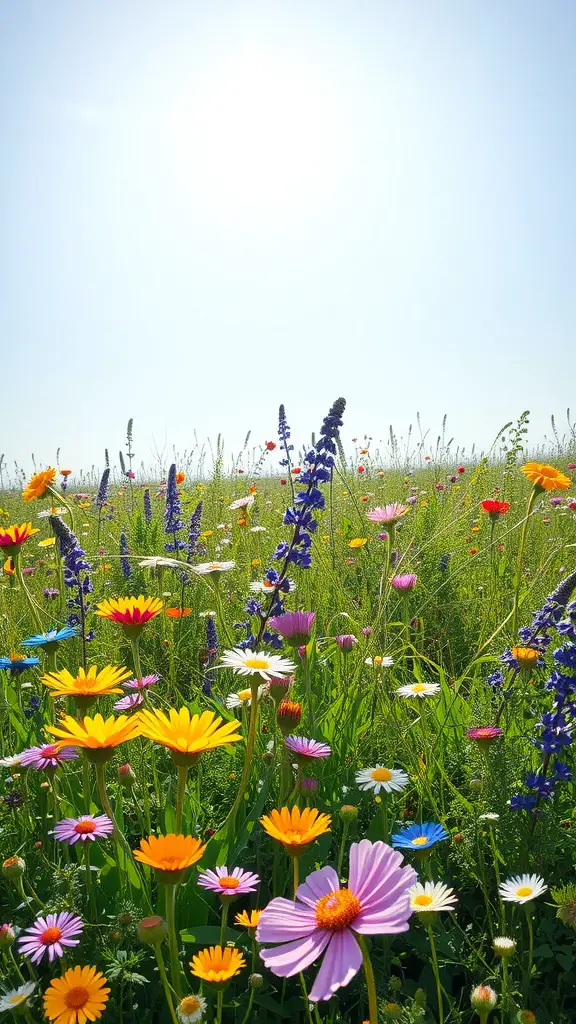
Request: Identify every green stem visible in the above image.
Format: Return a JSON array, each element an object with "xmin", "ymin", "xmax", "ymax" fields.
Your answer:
[
  {"xmin": 216, "ymin": 990, "xmax": 224, "ymax": 1024},
  {"xmin": 16, "ymin": 558, "xmax": 43, "ymax": 631},
  {"xmin": 165, "ymin": 884, "xmax": 183, "ymax": 997},
  {"xmin": 524, "ymin": 908, "xmax": 534, "ymax": 1002},
  {"xmin": 426, "ymin": 923, "xmax": 444, "ymax": 1024},
  {"xmin": 299, "ymin": 972, "xmax": 315, "ymax": 1024},
  {"xmin": 8, "ymin": 947, "xmax": 26, "ymax": 983},
  {"xmin": 83, "ymin": 840, "xmax": 95, "ymax": 917},
  {"xmin": 47, "ymin": 485, "xmax": 77, "ymax": 535},
  {"xmin": 381, "ymin": 793, "xmax": 389, "ymax": 842},
  {"xmin": 94, "ymin": 761, "xmax": 150, "ymax": 908},
  {"xmin": 222, "ymin": 680, "xmax": 260, "ymax": 836},
  {"xmin": 337, "ymin": 823, "xmax": 350, "ymax": 878},
  {"xmin": 176, "ymin": 765, "xmax": 188, "ymax": 834},
  {"xmin": 501, "ymin": 957, "xmax": 508, "ymax": 1024},
  {"xmin": 293, "ymin": 855, "xmax": 299, "ymax": 897},
  {"xmin": 239, "ymin": 990, "xmax": 255, "ymax": 1024},
  {"xmin": 154, "ymin": 942, "xmax": 179, "ymax": 1024},
  {"xmin": 130, "ymin": 635, "xmax": 143, "ymax": 682},
  {"xmin": 219, "ymin": 900, "xmax": 229, "ymax": 946},
  {"xmin": 511, "ymin": 486, "xmax": 538, "ymax": 635},
  {"xmin": 355, "ymin": 934, "xmax": 378, "ymax": 1024}
]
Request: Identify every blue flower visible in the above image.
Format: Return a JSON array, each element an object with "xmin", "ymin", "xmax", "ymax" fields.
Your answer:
[
  {"xmin": 486, "ymin": 669, "xmax": 504, "ymax": 689},
  {"xmin": 0, "ymin": 656, "xmax": 40, "ymax": 674},
  {"xmin": 143, "ymin": 488, "xmax": 153, "ymax": 524},
  {"xmin": 509, "ymin": 794, "xmax": 537, "ymax": 812},
  {"xmin": 21, "ymin": 626, "xmax": 78, "ymax": 648},
  {"xmin": 164, "ymin": 464, "xmax": 186, "ymax": 551},
  {"xmin": 95, "ymin": 467, "xmax": 110, "ymax": 510},
  {"xmin": 187, "ymin": 501, "xmax": 203, "ymax": 559},
  {"xmin": 391, "ymin": 821, "xmax": 448, "ymax": 851},
  {"xmin": 120, "ymin": 532, "xmax": 132, "ymax": 579}
]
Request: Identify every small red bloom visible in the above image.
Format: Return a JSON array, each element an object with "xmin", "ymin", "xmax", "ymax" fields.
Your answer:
[
  {"xmin": 280, "ymin": 479, "xmax": 287, "ymax": 485},
  {"xmin": 467, "ymin": 726, "xmax": 503, "ymax": 745},
  {"xmin": 265, "ymin": 441, "xmax": 276, "ymax": 451},
  {"xmin": 291, "ymin": 467, "xmax": 301, "ymax": 475},
  {"xmin": 469, "ymin": 547, "xmax": 478, "ymax": 555},
  {"xmin": 481, "ymin": 500, "xmax": 510, "ymax": 517},
  {"xmin": 357, "ymin": 466, "xmax": 365, "ymax": 473},
  {"xmin": 457, "ymin": 466, "xmax": 465, "ymax": 474},
  {"xmin": 569, "ymin": 501, "xmax": 576, "ymax": 511}
]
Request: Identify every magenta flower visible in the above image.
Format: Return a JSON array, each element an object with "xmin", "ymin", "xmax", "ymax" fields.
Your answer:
[
  {"xmin": 285, "ymin": 736, "xmax": 331, "ymax": 760},
  {"xmin": 467, "ymin": 726, "xmax": 503, "ymax": 747},
  {"xmin": 113, "ymin": 692, "xmax": 145, "ymax": 711},
  {"xmin": 268, "ymin": 612, "xmax": 315, "ymax": 646},
  {"xmin": 197, "ymin": 866, "xmax": 260, "ymax": 898},
  {"xmin": 377, "ymin": 531, "xmax": 389, "ymax": 541},
  {"xmin": 391, "ymin": 574, "xmax": 417, "ymax": 591},
  {"xmin": 335, "ymin": 634, "xmax": 357, "ymax": 650},
  {"xmin": 257, "ymin": 840, "xmax": 416, "ymax": 1002},
  {"xmin": 366, "ymin": 503, "xmax": 408, "ymax": 524},
  {"xmin": 19, "ymin": 744, "xmax": 78, "ymax": 771},
  {"xmin": 123, "ymin": 674, "xmax": 160, "ymax": 690},
  {"xmin": 18, "ymin": 912, "xmax": 83, "ymax": 964},
  {"xmin": 51, "ymin": 814, "xmax": 114, "ymax": 845},
  {"xmin": 406, "ymin": 495, "xmax": 418, "ymax": 505},
  {"xmin": 362, "ymin": 627, "xmax": 373, "ymax": 636},
  {"xmin": 549, "ymin": 497, "xmax": 563, "ymax": 506}
]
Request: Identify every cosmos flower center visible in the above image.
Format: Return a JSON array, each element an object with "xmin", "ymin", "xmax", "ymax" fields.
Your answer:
[
  {"xmin": 65, "ymin": 986, "xmax": 90, "ymax": 1009},
  {"xmin": 237, "ymin": 688, "xmax": 252, "ymax": 702},
  {"xmin": 180, "ymin": 996, "xmax": 201, "ymax": 1013},
  {"xmin": 74, "ymin": 820, "xmax": 97, "ymax": 835},
  {"xmin": 413, "ymin": 893, "xmax": 434, "ymax": 907},
  {"xmin": 411, "ymin": 684, "xmax": 427, "ymax": 693},
  {"xmin": 315, "ymin": 888, "xmax": 361, "ymax": 930},
  {"xmin": 371, "ymin": 768, "xmax": 393, "ymax": 782},
  {"xmin": 41, "ymin": 926, "xmax": 62, "ymax": 945},
  {"xmin": 40, "ymin": 745, "xmax": 59, "ymax": 757},
  {"xmin": 516, "ymin": 886, "xmax": 533, "ymax": 898},
  {"xmin": 219, "ymin": 876, "xmax": 240, "ymax": 890},
  {"xmin": 244, "ymin": 658, "xmax": 270, "ymax": 670},
  {"xmin": 411, "ymin": 836, "xmax": 429, "ymax": 846}
]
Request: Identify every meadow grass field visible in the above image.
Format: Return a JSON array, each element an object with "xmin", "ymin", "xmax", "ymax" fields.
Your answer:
[{"xmin": 2, "ymin": 401, "xmax": 576, "ymax": 1024}]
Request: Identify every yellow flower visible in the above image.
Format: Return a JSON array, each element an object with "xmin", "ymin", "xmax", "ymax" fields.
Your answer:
[
  {"xmin": 234, "ymin": 909, "xmax": 261, "ymax": 929},
  {"xmin": 3, "ymin": 557, "xmax": 15, "ymax": 576},
  {"xmin": 201, "ymin": 530, "xmax": 213, "ymax": 538},
  {"xmin": 348, "ymin": 538, "xmax": 368, "ymax": 549},
  {"xmin": 43, "ymin": 965, "xmax": 110, "ymax": 1024},
  {"xmin": 511, "ymin": 647, "xmax": 540, "ymax": 668},
  {"xmin": 260, "ymin": 806, "xmax": 332, "ymax": 853},
  {"xmin": 41, "ymin": 665, "xmax": 131, "ymax": 702},
  {"xmin": 521, "ymin": 462, "xmax": 571, "ymax": 491},
  {"xmin": 0, "ymin": 523, "xmax": 40, "ymax": 554},
  {"xmin": 138, "ymin": 707, "xmax": 242, "ymax": 765},
  {"xmin": 38, "ymin": 537, "xmax": 56, "ymax": 547},
  {"xmin": 133, "ymin": 834, "xmax": 205, "ymax": 883},
  {"xmin": 251, "ymin": 558, "xmax": 261, "ymax": 567},
  {"xmin": 190, "ymin": 946, "xmax": 246, "ymax": 984},
  {"xmin": 471, "ymin": 526, "xmax": 480, "ymax": 533},
  {"xmin": 79, "ymin": 501, "xmax": 91, "ymax": 510},
  {"xmin": 22, "ymin": 468, "xmax": 57, "ymax": 502},
  {"xmin": 47, "ymin": 713, "xmax": 141, "ymax": 762},
  {"xmin": 95, "ymin": 595, "xmax": 163, "ymax": 629}
]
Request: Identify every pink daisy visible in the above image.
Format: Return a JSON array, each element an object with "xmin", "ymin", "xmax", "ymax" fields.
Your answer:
[
  {"xmin": 467, "ymin": 726, "xmax": 503, "ymax": 747},
  {"xmin": 284, "ymin": 736, "xmax": 331, "ymax": 760},
  {"xmin": 18, "ymin": 911, "xmax": 83, "ymax": 964},
  {"xmin": 197, "ymin": 866, "xmax": 260, "ymax": 898},
  {"xmin": 366, "ymin": 503, "xmax": 408, "ymax": 524},
  {"xmin": 123, "ymin": 674, "xmax": 160, "ymax": 690},
  {"xmin": 257, "ymin": 840, "xmax": 416, "ymax": 1002},
  {"xmin": 268, "ymin": 612, "xmax": 315, "ymax": 645},
  {"xmin": 51, "ymin": 814, "xmax": 114, "ymax": 845},
  {"xmin": 114, "ymin": 692, "xmax": 145, "ymax": 711},
  {"xmin": 19, "ymin": 744, "xmax": 78, "ymax": 770},
  {"xmin": 335, "ymin": 634, "xmax": 357, "ymax": 650},
  {"xmin": 391, "ymin": 574, "xmax": 417, "ymax": 591}
]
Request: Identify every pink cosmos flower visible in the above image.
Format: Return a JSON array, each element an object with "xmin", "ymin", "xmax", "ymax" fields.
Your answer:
[
  {"xmin": 123, "ymin": 674, "xmax": 160, "ymax": 690},
  {"xmin": 197, "ymin": 866, "xmax": 260, "ymax": 897},
  {"xmin": 51, "ymin": 814, "xmax": 114, "ymax": 845},
  {"xmin": 391, "ymin": 574, "xmax": 417, "ymax": 591},
  {"xmin": 268, "ymin": 612, "xmax": 316, "ymax": 645},
  {"xmin": 114, "ymin": 692, "xmax": 145, "ymax": 711},
  {"xmin": 335, "ymin": 634, "xmax": 357, "ymax": 650},
  {"xmin": 467, "ymin": 727, "xmax": 503, "ymax": 746},
  {"xmin": 19, "ymin": 744, "xmax": 78, "ymax": 770},
  {"xmin": 284, "ymin": 736, "xmax": 331, "ymax": 760},
  {"xmin": 18, "ymin": 912, "xmax": 83, "ymax": 964},
  {"xmin": 257, "ymin": 840, "xmax": 416, "ymax": 1002},
  {"xmin": 366, "ymin": 504, "xmax": 408, "ymax": 524}
]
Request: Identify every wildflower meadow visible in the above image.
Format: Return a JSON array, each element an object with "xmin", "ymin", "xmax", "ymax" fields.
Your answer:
[{"xmin": 2, "ymin": 401, "xmax": 576, "ymax": 1024}]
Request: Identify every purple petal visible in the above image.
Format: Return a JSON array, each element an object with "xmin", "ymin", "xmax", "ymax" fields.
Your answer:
[
  {"xmin": 353, "ymin": 892, "xmax": 413, "ymax": 934},
  {"xmin": 309, "ymin": 930, "xmax": 362, "ymax": 1002},
  {"xmin": 349, "ymin": 840, "xmax": 415, "ymax": 908},
  {"xmin": 296, "ymin": 866, "xmax": 340, "ymax": 908},
  {"xmin": 256, "ymin": 898, "xmax": 318, "ymax": 943},
  {"xmin": 260, "ymin": 929, "xmax": 331, "ymax": 977}
]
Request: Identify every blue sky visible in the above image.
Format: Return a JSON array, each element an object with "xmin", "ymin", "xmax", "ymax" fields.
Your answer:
[{"xmin": 2, "ymin": 1, "xmax": 576, "ymax": 474}]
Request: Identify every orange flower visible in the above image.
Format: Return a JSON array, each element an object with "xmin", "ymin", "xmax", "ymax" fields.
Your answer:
[
  {"xmin": 3, "ymin": 557, "xmax": 15, "ymax": 576},
  {"xmin": 260, "ymin": 806, "xmax": 331, "ymax": 854},
  {"xmin": 190, "ymin": 946, "xmax": 246, "ymax": 984},
  {"xmin": 0, "ymin": 523, "xmax": 40, "ymax": 555},
  {"xmin": 22, "ymin": 468, "xmax": 56, "ymax": 501},
  {"xmin": 234, "ymin": 909, "xmax": 261, "ymax": 930},
  {"xmin": 133, "ymin": 834, "xmax": 205, "ymax": 883},
  {"xmin": 165, "ymin": 607, "xmax": 191, "ymax": 618},
  {"xmin": 47, "ymin": 713, "xmax": 141, "ymax": 762},
  {"xmin": 511, "ymin": 646, "xmax": 539, "ymax": 668},
  {"xmin": 176, "ymin": 471, "xmax": 185, "ymax": 484},
  {"xmin": 521, "ymin": 462, "xmax": 571, "ymax": 491},
  {"xmin": 60, "ymin": 469, "xmax": 72, "ymax": 477}
]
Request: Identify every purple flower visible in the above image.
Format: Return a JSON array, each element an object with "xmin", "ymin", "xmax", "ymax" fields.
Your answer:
[
  {"xmin": 95, "ymin": 468, "xmax": 110, "ymax": 510},
  {"xmin": 257, "ymin": 840, "xmax": 416, "ymax": 1003},
  {"xmin": 143, "ymin": 488, "xmax": 152, "ymax": 523},
  {"xmin": 197, "ymin": 866, "xmax": 260, "ymax": 898},
  {"xmin": 114, "ymin": 692, "xmax": 144, "ymax": 711},
  {"xmin": 285, "ymin": 736, "xmax": 331, "ymax": 760},
  {"xmin": 120, "ymin": 532, "xmax": 132, "ymax": 579},
  {"xmin": 19, "ymin": 744, "xmax": 78, "ymax": 771},
  {"xmin": 335, "ymin": 634, "xmax": 357, "ymax": 650},
  {"xmin": 43, "ymin": 588, "xmax": 60, "ymax": 600},
  {"xmin": 18, "ymin": 912, "xmax": 83, "ymax": 964},
  {"xmin": 164, "ymin": 463, "xmax": 186, "ymax": 551},
  {"xmin": 51, "ymin": 814, "xmax": 114, "ymax": 845},
  {"xmin": 550, "ymin": 497, "xmax": 563, "ymax": 506},
  {"xmin": 123, "ymin": 674, "xmax": 160, "ymax": 690},
  {"xmin": 268, "ymin": 612, "xmax": 316, "ymax": 646},
  {"xmin": 391, "ymin": 574, "xmax": 417, "ymax": 591}
]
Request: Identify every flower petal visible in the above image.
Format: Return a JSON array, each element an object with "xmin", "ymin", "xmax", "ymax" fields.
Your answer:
[
  {"xmin": 257, "ymin": 898, "xmax": 318, "ymax": 943},
  {"xmin": 259, "ymin": 929, "xmax": 331, "ymax": 977},
  {"xmin": 296, "ymin": 866, "xmax": 340, "ymax": 908},
  {"xmin": 309, "ymin": 930, "xmax": 362, "ymax": 1002}
]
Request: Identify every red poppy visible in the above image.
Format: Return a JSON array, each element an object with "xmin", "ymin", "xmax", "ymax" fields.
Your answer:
[
  {"xmin": 569, "ymin": 501, "xmax": 576, "ymax": 511},
  {"xmin": 469, "ymin": 548, "xmax": 478, "ymax": 555},
  {"xmin": 291, "ymin": 467, "xmax": 301, "ymax": 475},
  {"xmin": 176, "ymin": 471, "xmax": 185, "ymax": 485},
  {"xmin": 265, "ymin": 441, "xmax": 276, "ymax": 451},
  {"xmin": 357, "ymin": 466, "xmax": 365, "ymax": 474},
  {"xmin": 165, "ymin": 607, "xmax": 191, "ymax": 619},
  {"xmin": 280, "ymin": 479, "xmax": 287, "ymax": 485},
  {"xmin": 481, "ymin": 500, "xmax": 510, "ymax": 517},
  {"xmin": 457, "ymin": 466, "xmax": 465, "ymax": 474}
]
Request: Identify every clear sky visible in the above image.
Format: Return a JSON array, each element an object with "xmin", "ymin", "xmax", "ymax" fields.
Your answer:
[{"xmin": 2, "ymin": 1, "xmax": 576, "ymax": 475}]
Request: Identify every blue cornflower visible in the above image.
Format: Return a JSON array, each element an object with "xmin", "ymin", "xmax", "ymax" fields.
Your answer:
[
  {"xmin": 0, "ymin": 656, "xmax": 40, "ymax": 674},
  {"xmin": 554, "ymin": 762, "xmax": 573, "ymax": 782},
  {"xmin": 487, "ymin": 669, "xmax": 504, "ymax": 689},
  {"xmin": 391, "ymin": 822, "xmax": 448, "ymax": 852},
  {"xmin": 23, "ymin": 696, "xmax": 42, "ymax": 719},
  {"xmin": 21, "ymin": 626, "xmax": 78, "ymax": 648},
  {"xmin": 509, "ymin": 794, "xmax": 537, "ymax": 812},
  {"xmin": 524, "ymin": 772, "xmax": 555, "ymax": 798},
  {"xmin": 143, "ymin": 488, "xmax": 153, "ymax": 524}
]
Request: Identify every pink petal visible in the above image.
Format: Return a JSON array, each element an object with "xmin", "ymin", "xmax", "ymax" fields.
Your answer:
[
  {"xmin": 260, "ymin": 929, "xmax": 331, "ymax": 977},
  {"xmin": 296, "ymin": 866, "xmax": 340, "ymax": 908},
  {"xmin": 309, "ymin": 929, "xmax": 362, "ymax": 1002},
  {"xmin": 353, "ymin": 892, "xmax": 413, "ymax": 934},
  {"xmin": 349, "ymin": 840, "xmax": 415, "ymax": 908},
  {"xmin": 257, "ymin": 898, "xmax": 318, "ymax": 943}
]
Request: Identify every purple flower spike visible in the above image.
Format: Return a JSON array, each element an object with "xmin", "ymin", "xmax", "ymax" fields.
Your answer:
[{"xmin": 18, "ymin": 912, "xmax": 83, "ymax": 964}]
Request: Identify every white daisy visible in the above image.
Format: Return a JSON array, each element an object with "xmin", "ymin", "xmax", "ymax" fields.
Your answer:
[
  {"xmin": 249, "ymin": 526, "xmax": 267, "ymax": 533},
  {"xmin": 177, "ymin": 993, "xmax": 207, "ymax": 1023},
  {"xmin": 139, "ymin": 556, "xmax": 181, "ymax": 570},
  {"xmin": 493, "ymin": 936, "xmax": 516, "ymax": 957},
  {"xmin": 37, "ymin": 507, "xmax": 67, "ymax": 519},
  {"xmin": 409, "ymin": 881, "xmax": 458, "ymax": 914},
  {"xmin": 355, "ymin": 766, "xmax": 409, "ymax": 794},
  {"xmin": 192, "ymin": 561, "xmax": 236, "ymax": 576},
  {"xmin": 479, "ymin": 812, "xmax": 500, "ymax": 823},
  {"xmin": 0, "ymin": 982, "xmax": 36, "ymax": 1014},
  {"xmin": 229, "ymin": 495, "xmax": 255, "ymax": 511},
  {"xmin": 199, "ymin": 610, "xmax": 216, "ymax": 618},
  {"xmin": 395, "ymin": 682, "xmax": 441, "ymax": 698},
  {"xmin": 498, "ymin": 873, "xmax": 547, "ymax": 904},
  {"xmin": 220, "ymin": 648, "xmax": 296, "ymax": 681},
  {"xmin": 0, "ymin": 754, "xmax": 24, "ymax": 769},
  {"xmin": 249, "ymin": 579, "xmax": 296, "ymax": 594},
  {"xmin": 225, "ymin": 684, "xmax": 267, "ymax": 709},
  {"xmin": 364, "ymin": 656, "xmax": 394, "ymax": 668}
]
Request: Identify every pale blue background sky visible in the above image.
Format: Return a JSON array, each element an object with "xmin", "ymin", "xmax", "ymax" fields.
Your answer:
[{"xmin": 2, "ymin": 1, "xmax": 576, "ymax": 473}]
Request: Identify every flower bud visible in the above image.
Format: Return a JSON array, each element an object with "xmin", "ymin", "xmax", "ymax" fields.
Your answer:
[
  {"xmin": 118, "ymin": 912, "xmax": 133, "ymax": 927},
  {"xmin": 471, "ymin": 984, "xmax": 497, "ymax": 1015},
  {"xmin": 249, "ymin": 973, "xmax": 264, "ymax": 991},
  {"xmin": 492, "ymin": 936, "xmax": 516, "ymax": 958},
  {"xmin": 413, "ymin": 989, "xmax": 427, "ymax": 1008},
  {"xmin": 118, "ymin": 763, "xmax": 136, "ymax": 788},
  {"xmin": 2, "ymin": 856, "xmax": 25, "ymax": 879},
  {"xmin": 138, "ymin": 916, "xmax": 168, "ymax": 946},
  {"xmin": 0, "ymin": 923, "xmax": 15, "ymax": 947},
  {"xmin": 268, "ymin": 675, "xmax": 292, "ymax": 705},
  {"xmin": 299, "ymin": 777, "xmax": 318, "ymax": 794},
  {"xmin": 516, "ymin": 1013, "xmax": 536, "ymax": 1024},
  {"xmin": 389, "ymin": 976, "xmax": 402, "ymax": 992},
  {"xmin": 339, "ymin": 805, "xmax": 359, "ymax": 824},
  {"xmin": 277, "ymin": 700, "xmax": 301, "ymax": 736}
]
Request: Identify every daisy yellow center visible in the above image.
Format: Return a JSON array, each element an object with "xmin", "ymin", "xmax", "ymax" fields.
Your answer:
[
  {"xmin": 315, "ymin": 888, "xmax": 361, "ymax": 930},
  {"xmin": 411, "ymin": 836, "xmax": 429, "ymax": 846},
  {"xmin": 374, "ymin": 657, "xmax": 383, "ymax": 664},
  {"xmin": 41, "ymin": 926, "xmax": 62, "ymax": 944},
  {"xmin": 180, "ymin": 996, "xmax": 201, "ymax": 1013},
  {"xmin": 371, "ymin": 768, "xmax": 393, "ymax": 782},
  {"xmin": 282, "ymin": 827, "xmax": 306, "ymax": 844},
  {"xmin": 237, "ymin": 688, "xmax": 252, "ymax": 701},
  {"xmin": 74, "ymin": 820, "xmax": 97, "ymax": 835},
  {"xmin": 208, "ymin": 563, "xmax": 221, "ymax": 569},
  {"xmin": 413, "ymin": 893, "xmax": 434, "ymax": 907},
  {"xmin": 219, "ymin": 876, "xmax": 240, "ymax": 889},
  {"xmin": 65, "ymin": 986, "xmax": 90, "ymax": 1010},
  {"xmin": 244, "ymin": 658, "xmax": 269, "ymax": 670},
  {"xmin": 8, "ymin": 995, "xmax": 27, "ymax": 1006},
  {"xmin": 516, "ymin": 886, "xmax": 533, "ymax": 898},
  {"xmin": 411, "ymin": 684, "xmax": 427, "ymax": 693}
]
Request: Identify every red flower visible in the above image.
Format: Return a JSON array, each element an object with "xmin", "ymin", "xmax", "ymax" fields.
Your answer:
[
  {"xmin": 291, "ymin": 467, "xmax": 301, "ymax": 475},
  {"xmin": 265, "ymin": 441, "xmax": 276, "ymax": 451},
  {"xmin": 457, "ymin": 466, "xmax": 465, "ymax": 474},
  {"xmin": 357, "ymin": 466, "xmax": 365, "ymax": 474},
  {"xmin": 280, "ymin": 479, "xmax": 287, "ymax": 485},
  {"xmin": 469, "ymin": 547, "xmax": 478, "ymax": 555},
  {"xmin": 481, "ymin": 500, "xmax": 510, "ymax": 517}
]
